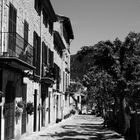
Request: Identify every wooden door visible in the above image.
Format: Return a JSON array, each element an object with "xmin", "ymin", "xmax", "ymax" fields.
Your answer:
[
  {"xmin": 41, "ymin": 93, "xmax": 46, "ymax": 127},
  {"xmin": 21, "ymin": 84, "xmax": 27, "ymax": 134},
  {"xmin": 56, "ymin": 95, "xmax": 59, "ymax": 120},
  {"xmin": 33, "ymin": 90, "xmax": 37, "ymax": 132},
  {"xmin": 4, "ymin": 81, "xmax": 15, "ymax": 140},
  {"xmin": 0, "ymin": 69, "xmax": 2, "ymax": 140}
]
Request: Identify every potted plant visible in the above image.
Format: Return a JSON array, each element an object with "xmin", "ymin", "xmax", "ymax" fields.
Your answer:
[
  {"xmin": 15, "ymin": 100, "xmax": 25, "ymax": 118},
  {"xmin": 17, "ymin": 100, "xmax": 25, "ymax": 109},
  {"xmin": 26, "ymin": 102, "xmax": 34, "ymax": 115}
]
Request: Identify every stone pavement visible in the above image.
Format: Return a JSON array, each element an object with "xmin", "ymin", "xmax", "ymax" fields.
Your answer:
[{"xmin": 20, "ymin": 115, "xmax": 124, "ymax": 140}]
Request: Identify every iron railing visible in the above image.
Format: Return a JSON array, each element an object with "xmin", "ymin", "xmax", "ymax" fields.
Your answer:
[{"xmin": 0, "ymin": 32, "xmax": 33, "ymax": 66}]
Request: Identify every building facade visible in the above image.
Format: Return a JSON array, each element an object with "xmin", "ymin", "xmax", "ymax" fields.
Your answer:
[
  {"xmin": 0, "ymin": 0, "xmax": 74, "ymax": 140},
  {"xmin": 53, "ymin": 15, "xmax": 74, "ymax": 121}
]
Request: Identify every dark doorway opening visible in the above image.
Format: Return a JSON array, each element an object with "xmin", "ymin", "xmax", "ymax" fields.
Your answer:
[
  {"xmin": 33, "ymin": 89, "xmax": 37, "ymax": 132},
  {"xmin": 21, "ymin": 84, "xmax": 27, "ymax": 134},
  {"xmin": 0, "ymin": 69, "xmax": 2, "ymax": 140},
  {"xmin": 4, "ymin": 81, "xmax": 15, "ymax": 140}
]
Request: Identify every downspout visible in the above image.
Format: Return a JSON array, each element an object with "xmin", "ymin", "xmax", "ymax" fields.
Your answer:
[
  {"xmin": 0, "ymin": 1, "xmax": 3, "ymax": 140},
  {"xmin": 38, "ymin": 7, "xmax": 42, "ymax": 132},
  {"xmin": 0, "ymin": 0, "xmax": 4, "ymax": 53}
]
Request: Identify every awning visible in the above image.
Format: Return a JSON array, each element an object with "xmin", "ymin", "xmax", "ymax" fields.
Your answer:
[{"xmin": 41, "ymin": 77, "xmax": 54, "ymax": 85}]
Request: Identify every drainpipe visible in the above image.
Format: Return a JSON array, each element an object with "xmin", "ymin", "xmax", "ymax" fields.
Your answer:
[
  {"xmin": 0, "ymin": 0, "xmax": 4, "ymax": 53},
  {"xmin": 0, "ymin": 1, "xmax": 3, "ymax": 140},
  {"xmin": 38, "ymin": 9, "xmax": 42, "ymax": 131}
]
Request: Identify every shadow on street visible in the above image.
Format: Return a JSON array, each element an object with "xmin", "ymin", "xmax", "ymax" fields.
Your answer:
[{"xmin": 39, "ymin": 121, "xmax": 123, "ymax": 140}]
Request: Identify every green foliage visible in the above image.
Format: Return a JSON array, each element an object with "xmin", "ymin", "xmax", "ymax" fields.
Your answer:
[
  {"xmin": 71, "ymin": 32, "xmax": 140, "ymax": 130},
  {"xmin": 26, "ymin": 102, "xmax": 34, "ymax": 115},
  {"xmin": 66, "ymin": 82, "xmax": 84, "ymax": 94},
  {"xmin": 76, "ymin": 32, "xmax": 140, "ymax": 100},
  {"xmin": 17, "ymin": 100, "xmax": 25, "ymax": 109}
]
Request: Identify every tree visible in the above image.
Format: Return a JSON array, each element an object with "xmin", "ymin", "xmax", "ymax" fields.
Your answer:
[
  {"xmin": 83, "ymin": 66, "xmax": 116, "ymax": 117},
  {"xmin": 66, "ymin": 82, "xmax": 85, "ymax": 109},
  {"xmin": 75, "ymin": 32, "xmax": 140, "ymax": 133}
]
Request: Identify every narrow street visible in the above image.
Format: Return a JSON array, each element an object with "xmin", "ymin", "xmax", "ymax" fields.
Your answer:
[{"xmin": 20, "ymin": 115, "xmax": 124, "ymax": 140}]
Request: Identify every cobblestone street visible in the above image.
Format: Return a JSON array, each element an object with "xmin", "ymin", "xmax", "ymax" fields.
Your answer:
[{"xmin": 20, "ymin": 115, "xmax": 124, "ymax": 140}]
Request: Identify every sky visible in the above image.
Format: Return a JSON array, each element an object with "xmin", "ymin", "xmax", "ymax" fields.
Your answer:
[{"xmin": 51, "ymin": 0, "xmax": 140, "ymax": 55}]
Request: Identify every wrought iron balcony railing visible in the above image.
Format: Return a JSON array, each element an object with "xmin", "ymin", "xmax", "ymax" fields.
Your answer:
[
  {"xmin": 42, "ymin": 63, "xmax": 55, "ymax": 78},
  {"xmin": 0, "ymin": 32, "xmax": 34, "ymax": 66}
]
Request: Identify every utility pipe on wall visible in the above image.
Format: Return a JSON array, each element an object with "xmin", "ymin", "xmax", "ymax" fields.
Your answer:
[{"xmin": 0, "ymin": 0, "xmax": 4, "ymax": 53}]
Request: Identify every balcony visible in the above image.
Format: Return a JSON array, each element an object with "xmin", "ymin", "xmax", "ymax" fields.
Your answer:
[
  {"xmin": 41, "ymin": 63, "xmax": 55, "ymax": 85},
  {"xmin": 0, "ymin": 32, "xmax": 35, "ymax": 70}
]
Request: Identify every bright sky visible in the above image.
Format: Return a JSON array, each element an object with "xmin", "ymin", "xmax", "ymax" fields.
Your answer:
[{"xmin": 51, "ymin": 0, "xmax": 140, "ymax": 54}]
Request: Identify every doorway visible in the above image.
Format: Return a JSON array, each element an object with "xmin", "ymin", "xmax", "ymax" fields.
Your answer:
[
  {"xmin": 21, "ymin": 84, "xmax": 27, "ymax": 134},
  {"xmin": 33, "ymin": 89, "xmax": 37, "ymax": 132},
  {"xmin": 4, "ymin": 81, "xmax": 15, "ymax": 140},
  {"xmin": 56, "ymin": 95, "xmax": 59, "ymax": 121},
  {"xmin": 0, "ymin": 69, "xmax": 2, "ymax": 140}
]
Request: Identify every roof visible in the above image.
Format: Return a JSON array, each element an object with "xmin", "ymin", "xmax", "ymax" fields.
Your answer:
[{"xmin": 57, "ymin": 15, "xmax": 74, "ymax": 40}]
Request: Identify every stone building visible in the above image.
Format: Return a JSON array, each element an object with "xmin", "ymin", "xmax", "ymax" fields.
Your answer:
[
  {"xmin": 0, "ymin": 0, "xmax": 74, "ymax": 140},
  {"xmin": 53, "ymin": 15, "xmax": 74, "ymax": 121}
]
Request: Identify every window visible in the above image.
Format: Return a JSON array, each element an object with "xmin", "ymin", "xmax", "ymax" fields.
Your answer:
[
  {"xmin": 33, "ymin": 31, "xmax": 41, "ymax": 75},
  {"xmin": 9, "ymin": 4, "xmax": 17, "ymax": 33},
  {"xmin": 54, "ymin": 63, "xmax": 61, "ymax": 90},
  {"xmin": 42, "ymin": 42, "xmax": 49, "ymax": 76},
  {"xmin": 42, "ymin": 42, "xmax": 48, "ymax": 65},
  {"xmin": 8, "ymin": 3, "xmax": 17, "ymax": 52},
  {"xmin": 35, "ymin": 0, "xmax": 41, "ymax": 15},
  {"xmin": 43, "ymin": 9, "xmax": 48, "ymax": 28},
  {"xmin": 24, "ymin": 20, "xmax": 29, "ymax": 49},
  {"xmin": 77, "ymin": 96, "xmax": 80, "ymax": 103},
  {"xmin": 63, "ymin": 72, "xmax": 65, "ymax": 92},
  {"xmin": 49, "ymin": 21, "xmax": 53, "ymax": 35},
  {"xmin": 54, "ymin": 44, "xmax": 63, "ymax": 58},
  {"xmin": 49, "ymin": 49, "xmax": 54, "ymax": 67},
  {"xmin": 24, "ymin": 20, "xmax": 29, "ymax": 42},
  {"xmin": 63, "ymin": 26, "xmax": 69, "ymax": 44}
]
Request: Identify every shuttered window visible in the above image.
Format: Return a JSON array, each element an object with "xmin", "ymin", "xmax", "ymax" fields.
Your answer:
[
  {"xmin": 33, "ymin": 32, "xmax": 37, "ymax": 66},
  {"xmin": 9, "ymin": 4, "xmax": 17, "ymax": 33},
  {"xmin": 42, "ymin": 42, "xmax": 48, "ymax": 65},
  {"xmin": 43, "ymin": 9, "xmax": 48, "ymax": 28},
  {"xmin": 49, "ymin": 49, "xmax": 54, "ymax": 67},
  {"xmin": 54, "ymin": 63, "xmax": 61, "ymax": 90},
  {"xmin": 35, "ymin": 0, "xmax": 41, "ymax": 15},
  {"xmin": 33, "ymin": 31, "xmax": 41, "ymax": 75},
  {"xmin": 8, "ymin": 4, "xmax": 17, "ymax": 51},
  {"xmin": 49, "ymin": 21, "xmax": 53, "ymax": 35},
  {"xmin": 24, "ymin": 20, "xmax": 29, "ymax": 49},
  {"xmin": 24, "ymin": 20, "xmax": 29, "ymax": 42}
]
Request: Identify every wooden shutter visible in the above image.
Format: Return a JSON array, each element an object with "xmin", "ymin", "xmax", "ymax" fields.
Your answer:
[
  {"xmin": 35, "ymin": 0, "xmax": 41, "ymax": 15},
  {"xmin": 24, "ymin": 20, "xmax": 28, "ymax": 42},
  {"xmin": 8, "ymin": 4, "xmax": 17, "ymax": 52},
  {"xmin": 24, "ymin": 20, "xmax": 29, "ymax": 54},
  {"xmin": 49, "ymin": 49, "xmax": 54, "ymax": 67},
  {"xmin": 49, "ymin": 21, "xmax": 53, "ymax": 34},
  {"xmin": 37, "ymin": 36, "xmax": 41, "ymax": 75},
  {"xmin": 9, "ymin": 4, "xmax": 17, "ymax": 33},
  {"xmin": 33, "ymin": 32, "xmax": 37, "ymax": 67},
  {"xmin": 42, "ymin": 42, "xmax": 48, "ymax": 65},
  {"xmin": 33, "ymin": 32, "xmax": 41, "ymax": 75},
  {"xmin": 42, "ymin": 42, "xmax": 45, "ymax": 64},
  {"xmin": 43, "ymin": 9, "xmax": 48, "ymax": 27}
]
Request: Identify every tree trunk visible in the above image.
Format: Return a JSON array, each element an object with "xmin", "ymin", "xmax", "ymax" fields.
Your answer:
[{"xmin": 118, "ymin": 97, "xmax": 126, "ymax": 134}]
